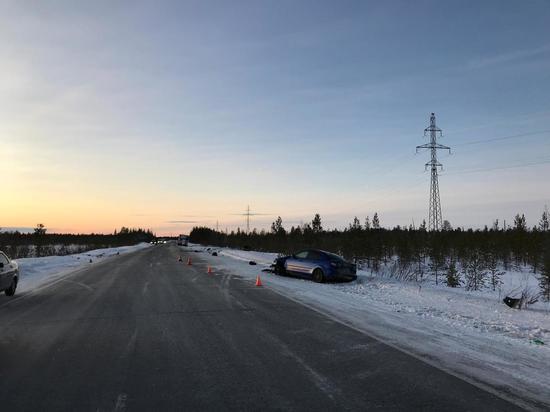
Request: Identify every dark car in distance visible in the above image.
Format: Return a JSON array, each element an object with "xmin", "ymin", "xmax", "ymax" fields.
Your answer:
[
  {"xmin": 0, "ymin": 251, "xmax": 19, "ymax": 296},
  {"xmin": 273, "ymin": 249, "xmax": 357, "ymax": 283}
]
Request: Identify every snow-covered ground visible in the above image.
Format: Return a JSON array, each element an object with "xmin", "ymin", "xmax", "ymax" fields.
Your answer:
[
  {"xmin": 14, "ymin": 243, "xmax": 151, "ymax": 293},
  {"xmin": 6, "ymin": 240, "xmax": 548, "ymax": 407},
  {"xmin": 190, "ymin": 244, "xmax": 550, "ymax": 409}
]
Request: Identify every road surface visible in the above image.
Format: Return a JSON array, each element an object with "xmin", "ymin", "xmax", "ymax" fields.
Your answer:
[{"xmin": 0, "ymin": 244, "xmax": 526, "ymax": 411}]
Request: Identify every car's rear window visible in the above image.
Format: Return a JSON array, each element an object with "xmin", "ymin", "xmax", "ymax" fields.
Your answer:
[{"xmin": 325, "ymin": 252, "xmax": 344, "ymax": 262}]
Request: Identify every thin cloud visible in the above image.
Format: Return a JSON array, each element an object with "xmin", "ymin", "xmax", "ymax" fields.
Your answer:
[
  {"xmin": 468, "ymin": 44, "xmax": 550, "ymax": 69},
  {"xmin": 166, "ymin": 220, "xmax": 198, "ymax": 224}
]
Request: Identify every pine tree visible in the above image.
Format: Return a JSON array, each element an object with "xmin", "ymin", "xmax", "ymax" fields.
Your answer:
[
  {"xmin": 514, "ymin": 213, "xmax": 527, "ymax": 231},
  {"xmin": 539, "ymin": 206, "xmax": 549, "ymax": 232},
  {"xmin": 485, "ymin": 251, "xmax": 504, "ymax": 291},
  {"xmin": 539, "ymin": 242, "xmax": 550, "ymax": 302},
  {"xmin": 419, "ymin": 220, "xmax": 427, "ymax": 231},
  {"xmin": 311, "ymin": 214, "xmax": 322, "ymax": 233},
  {"xmin": 429, "ymin": 236, "xmax": 444, "ymax": 285},
  {"xmin": 412, "ymin": 242, "xmax": 426, "ymax": 282},
  {"xmin": 34, "ymin": 223, "xmax": 47, "ymax": 235},
  {"xmin": 464, "ymin": 252, "xmax": 487, "ymax": 291},
  {"xmin": 372, "ymin": 212, "xmax": 380, "ymax": 229},
  {"xmin": 446, "ymin": 260, "xmax": 460, "ymax": 287},
  {"xmin": 271, "ymin": 216, "xmax": 285, "ymax": 235},
  {"xmin": 349, "ymin": 216, "xmax": 361, "ymax": 231},
  {"xmin": 364, "ymin": 216, "xmax": 371, "ymax": 230},
  {"xmin": 33, "ymin": 223, "xmax": 47, "ymax": 257}
]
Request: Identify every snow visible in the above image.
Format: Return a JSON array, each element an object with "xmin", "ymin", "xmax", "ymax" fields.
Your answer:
[
  {"xmin": 7, "ymin": 240, "xmax": 548, "ymax": 407},
  {"xmin": 14, "ymin": 243, "xmax": 151, "ymax": 293},
  {"xmin": 191, "ymin": 244, "xmax": 550, "ymax": 409}
]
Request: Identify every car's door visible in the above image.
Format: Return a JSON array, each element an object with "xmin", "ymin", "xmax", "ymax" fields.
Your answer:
[
  {"xmin": 305, "ymin": 251, "xmax": 325, "ymax": 275},
  {"xmin": 284, "ymin": 251, "xmax": 310, "ymax": 277},
  {"xmin": 0, "ymin": 252, "xmax": 10, "ymax": 290}
]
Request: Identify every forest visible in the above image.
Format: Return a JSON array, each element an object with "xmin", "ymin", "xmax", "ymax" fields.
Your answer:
[
  {"xmin": 190, "ymin": 211, "xmax": 550, "ymax": 301},
  {"xmin": 0, "ymin": 225, "xmax": 155, "ymax": 258}
]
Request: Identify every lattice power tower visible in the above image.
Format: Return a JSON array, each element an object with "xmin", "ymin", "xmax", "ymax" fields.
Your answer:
[{"xmin": 416, "ymin": 113, "xmax": 451, "ymax": 231}]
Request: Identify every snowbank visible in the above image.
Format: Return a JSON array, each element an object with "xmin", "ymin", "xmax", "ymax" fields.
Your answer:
[
  {"xmin": 191, "ymin": 244, "xmax": 550, "ymax": 409},
  {"xmin": 15, "ymin": 243, "xmax": 151, "ymax": 293}
]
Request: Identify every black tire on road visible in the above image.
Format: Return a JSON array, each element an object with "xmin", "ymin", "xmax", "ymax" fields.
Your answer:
[
  {"xmin": 5, "ymin": 278, "xmax": 17, "ymax": 296},
  {"xmin": 312, "ymin": 268, "xmax": 325, "ymax": 283}
]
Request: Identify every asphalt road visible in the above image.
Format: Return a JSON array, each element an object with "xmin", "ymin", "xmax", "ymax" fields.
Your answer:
[{"xmin": 0, "ymin": 244, "xmax": 525, "ymax": 411}]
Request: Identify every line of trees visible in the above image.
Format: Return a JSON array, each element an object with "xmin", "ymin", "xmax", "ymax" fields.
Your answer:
[
  {"xmin": 0, "ymin": 224, "xmax": 155, "ymax": 258},
  {"xmin": 190, "ymin": 211, "xmax": 550, "ymax": 301}
]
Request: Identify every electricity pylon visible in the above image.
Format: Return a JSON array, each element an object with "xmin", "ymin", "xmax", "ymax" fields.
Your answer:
[
  {"xmin": 232, "ymin": 205, "xmax": 270, "ymax": 234},
  {"xmin": 416, "ymin": 113, "xmax": 451, "ymax": 231}
]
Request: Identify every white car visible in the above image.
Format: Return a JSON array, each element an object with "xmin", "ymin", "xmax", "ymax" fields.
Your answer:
[{"xmin": 0, "ymin": 251, "xmax": 19, "ymax": 296}]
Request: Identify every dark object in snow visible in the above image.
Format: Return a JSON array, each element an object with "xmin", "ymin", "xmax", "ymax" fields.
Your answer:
[
  {"xmin": 211, "ymin": 252, "xmax": 218, "ymax": 256},
  {"xmin": 207, "ymin": 248, "xmax": 211, "ymax": 251},
  {"xmin": 503, "ymin": 296, "xmax": 520, "ymax": 308},
  {"xmin": 89, "ymin": 259, "xmax": 93, "ymax": 263},
  {"xmin": 503, "ymin": 287, "xmax": 540, "ymax": 309},
  {"xmin": 117, "ymin": 252, "xmax": 120, "ymax": 255},
  {"xmin": 530, "ymin": 339, "xmax": 545, "ymax": 345},
  {"xmin": 194, "ymin": 250, "xmax": 201, "ymax": 253},
  {"xmin": 249, "ymin": 261, "xmax": 257, "ymax": 266}
]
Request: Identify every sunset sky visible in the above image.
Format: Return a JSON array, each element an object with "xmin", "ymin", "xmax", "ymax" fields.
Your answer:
[{"xmin": 1, "ymin": 0, "xmax": 549, "ymax": 235}]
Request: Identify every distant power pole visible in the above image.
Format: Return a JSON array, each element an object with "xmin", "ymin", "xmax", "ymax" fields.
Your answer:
[
  {"xmin": 245, "ymin": 205, "xmax": 251, "ymax": 233},
  {"xmin": 231, "ymin": 205, "xmax": 270, "ymax": 234},
  {"xmin": 416, "ymin": 113, "xmax": 451, "ymax": 231}
]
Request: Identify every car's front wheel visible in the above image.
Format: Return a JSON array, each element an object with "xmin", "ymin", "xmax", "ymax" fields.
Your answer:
[
  {"xmin": 312, "ymin": 268, "xmax": 325, "ymax": 283},
  {"xmin": 274, "ymin": 261, "xmax": 286, "ymax": 276},
  {"xmin": 5, "ymin": 278, "xmax": 17, "ymax": 296}
]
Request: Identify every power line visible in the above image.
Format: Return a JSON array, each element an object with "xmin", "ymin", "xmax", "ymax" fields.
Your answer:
[
  {"xmin": 454, "ymin": 129, "xmax": 550, "ymax": 147},
  {"xmin": 441, "ymin": 158, "xmax": 550, "ymax": 176}
]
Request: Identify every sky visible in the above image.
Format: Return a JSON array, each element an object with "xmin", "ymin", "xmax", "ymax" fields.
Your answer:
[{"xmin": 0, "ymin": 0, "xmax": 549, "ymax": 235}]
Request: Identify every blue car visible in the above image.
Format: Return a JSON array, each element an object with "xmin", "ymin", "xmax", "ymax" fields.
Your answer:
[{"xmin": 273, "ymin": 249, "xmax": 357, "ymax": 283}]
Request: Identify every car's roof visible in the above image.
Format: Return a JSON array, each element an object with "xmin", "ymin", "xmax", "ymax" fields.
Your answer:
[{"xmin": 298, "ymin": 249, "xmax": 343, "ymax": 258}]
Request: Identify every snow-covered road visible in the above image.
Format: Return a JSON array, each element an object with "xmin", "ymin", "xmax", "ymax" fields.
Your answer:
[
  {"xmin": 14, "ymin": 243, "xmax": 151, "ymax": 294},
  {"xmin": 190, "ymin": 244, "xmax": 550, "ymax": 409},
  {"xmin": 5, "ymin": 241, "xmax": 548, "ymax": 408}
]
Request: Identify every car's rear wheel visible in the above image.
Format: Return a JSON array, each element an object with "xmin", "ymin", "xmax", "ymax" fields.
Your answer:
[
  {"xmin": 312, "ymin": 268, "xmax": 325, "ymax": 283},
  {"xmin": 5, "ymin": 278, "xmax": 17, "ymax": 296}
]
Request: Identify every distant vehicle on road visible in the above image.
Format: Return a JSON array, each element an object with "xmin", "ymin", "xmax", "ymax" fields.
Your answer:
[
  {"xmin": 0, "ymin": 251, "xmax": 19, "ymax": 296},
  {"xmin": 177, "ymin": 235, "xmax": 189, "ymax": 246},
  {"xmin": 273, "ymin": 249, "xmax": 357, "ymax": 283}
]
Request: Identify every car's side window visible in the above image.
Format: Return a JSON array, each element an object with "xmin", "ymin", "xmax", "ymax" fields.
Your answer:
[
  {"xmin": 295, "ymin": 251, "xmax": 308, "ymax": 259},
  {"xmin": 307, "ymin": 251, "xmax": 322, "ymax": 260}
]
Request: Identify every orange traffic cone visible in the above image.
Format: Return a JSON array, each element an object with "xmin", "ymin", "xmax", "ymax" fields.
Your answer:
[
  {"xmin": 207, "ymin": 266, "xmax": 213, "ymax": 274},
  {"xmin": 255, "ymin": 275, "xmax": 263, "ymax": 287},
  {"xmin": 187, "ymin": 257, "xmax": 192, "ymax": 265}
]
